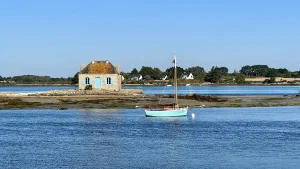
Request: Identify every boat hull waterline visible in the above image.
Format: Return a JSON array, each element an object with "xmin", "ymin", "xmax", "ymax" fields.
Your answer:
[{"xmin": 145, "ymin": 108, "xmax": 188, "ymax": 117}]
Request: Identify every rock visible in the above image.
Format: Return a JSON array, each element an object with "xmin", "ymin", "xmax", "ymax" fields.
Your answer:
[{"xmin": 187, "ymin": 93, "xmax": 194, "ymax": 97}]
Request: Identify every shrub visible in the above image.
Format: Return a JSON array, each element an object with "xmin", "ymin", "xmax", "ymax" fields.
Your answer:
[
  {"xmin": 85, "ymin": 85, "xmax": 92, "ymax": 90},
  {"xmin": 269, "ymin": 77, "xmax": 276, "ymax": 83},
  {"xmin": 263, "ymin": 79, "xmax": 269, "ymax": 84},
  {"xmin": 235, "ymin": 74, "xmax": 245, "ymax": 84},
  {"xmin": 263, "ymin": 77, "xmax": 276, "ymax": 84}
]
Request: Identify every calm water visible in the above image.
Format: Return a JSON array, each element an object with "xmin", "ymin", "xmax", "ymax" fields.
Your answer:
[
  {"xmin": 0, "ymin": 86, "xmax": 77, "ymax": 93},
  {"xmin": 1, "ymin": 85, "xmax": 300, "ymax": 96},
  {"xmin": 1, "ymin": 107, "xmax": 300, "ymax": 168},
  {"xmin": 124, "ymin": 85, "xmax": 300, "ymax": 96}
]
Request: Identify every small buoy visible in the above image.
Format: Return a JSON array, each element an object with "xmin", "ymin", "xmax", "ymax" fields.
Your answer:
[{"xmin": 191, "ymin": 113, "xmax": 195, "ymax": 119}]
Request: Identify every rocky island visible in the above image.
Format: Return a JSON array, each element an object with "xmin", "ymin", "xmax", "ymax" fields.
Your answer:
[{"xmin": 0, "ymin": 89, "xmax": 300, "ymax": 110}]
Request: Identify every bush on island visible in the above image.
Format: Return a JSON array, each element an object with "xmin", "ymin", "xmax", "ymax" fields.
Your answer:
[
  {"xmin": 263, "ymin": 77, "xmax": 276, "ymax": 84},
  {"xmin": 85, "ymin": 85, "xmax": 92, "ymax": 90},
  {"xmin": 235, "ymin": 74, "xmax": 245, "ymax": 84}
]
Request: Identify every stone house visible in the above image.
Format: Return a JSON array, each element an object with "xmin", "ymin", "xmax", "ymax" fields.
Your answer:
[{"xmin": 78, "ymin": 60, "xmax": 122, "ymax": 91}]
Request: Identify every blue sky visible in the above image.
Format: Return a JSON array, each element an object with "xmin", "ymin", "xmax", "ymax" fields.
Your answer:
[{"xmin": 0, "ymin": 0, "xmax": 299, "ymax": 77}]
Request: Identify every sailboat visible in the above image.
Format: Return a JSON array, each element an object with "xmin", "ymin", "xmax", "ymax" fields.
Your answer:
[{"xmin": 145, "ymin": 53, "xmax": 188, "ymax": 117}]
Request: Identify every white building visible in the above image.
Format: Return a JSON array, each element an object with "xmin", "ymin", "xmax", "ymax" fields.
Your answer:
[
  {"xmin": 161, "ymin": 75, "xmax": 168, "ymax": 80},
  {"xmin": 129, "ymin": 74, "xmax": 143, "ymax": 81},
  {"xmin": 182, "ymin": 73, "xmax": 194, "ymax": 80}
]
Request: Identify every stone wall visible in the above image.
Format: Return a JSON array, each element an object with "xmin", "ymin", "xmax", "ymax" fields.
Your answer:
[{"xmin": 78, "ymin": 74, "xmax": 121, "ymax": 91}]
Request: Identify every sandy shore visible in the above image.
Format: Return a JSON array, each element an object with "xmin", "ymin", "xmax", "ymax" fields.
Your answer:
[{"xmin": 0, "ymin": 89, "xmax": 300, "ymax": 109}]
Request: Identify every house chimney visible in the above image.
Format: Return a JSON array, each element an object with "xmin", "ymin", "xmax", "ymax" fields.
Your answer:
[
  {"xmin": 80, "ymin": 64, "xmax": 85, "ymax": 71},
  {"xmin": 116, "ymin": 64, "xmax": 120, "ymax": 74}
]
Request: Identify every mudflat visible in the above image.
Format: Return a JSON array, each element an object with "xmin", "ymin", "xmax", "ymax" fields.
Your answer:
[{"xmin": 0, "ymin": 89, "xmax": 299, "ymax": 109}]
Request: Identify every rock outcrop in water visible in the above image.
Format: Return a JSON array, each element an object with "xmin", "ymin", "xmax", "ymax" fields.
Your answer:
[{"xmin": 162, "ymin": 94, "xmax": 227, "ymax": 102}]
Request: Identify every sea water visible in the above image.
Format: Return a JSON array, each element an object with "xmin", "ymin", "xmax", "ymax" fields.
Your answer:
[
  {"xmin": 0, "ymin": 86, "xmax": 77, "ymax": 94},
  {"xmin": 123, "ymin": 85, "xmax": 300, "ymax": 96},
  {"xmin": 1, "ymin": 85, "xmax": 299, "ymax": 96},
  {"xmin": 1, "ymin": 107, "xmax": 300, "ymax": 168}
]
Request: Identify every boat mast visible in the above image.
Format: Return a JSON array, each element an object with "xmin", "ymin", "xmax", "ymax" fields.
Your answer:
[{"xmin": 173, "ymin": 52, "xmax": 178, "ymax": 106}]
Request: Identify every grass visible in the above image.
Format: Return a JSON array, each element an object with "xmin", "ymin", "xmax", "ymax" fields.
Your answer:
[{"xmin": 3, "ymin": 98, "xmax": 42, "ymax": 109}]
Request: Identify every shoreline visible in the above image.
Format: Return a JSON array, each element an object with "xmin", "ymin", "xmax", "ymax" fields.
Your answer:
[
  {"xmin": 123, "ymin": 83, "xmax": 300, "ymax": 86},
  {"xmin": 0, "ymin": 89, "xmax": 299, "ymax": 110},
  {"xmin": 1, "ymin": 82, "xmax": 300, "ymax": 87},
  {"xmin": 1, "ymin": 84, "xmax": 76, "ymax": 86}
]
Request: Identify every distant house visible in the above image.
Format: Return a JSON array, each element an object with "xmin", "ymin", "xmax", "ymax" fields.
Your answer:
[
  {"xmin": 78, "ymin": 60, "xmax": 122, "ymax": 91},
  {"xmin": 161, "ymin": 75, "xmax": 168, "ymax": 80},
  {"xmin": 182, "ymin": 73, "xmax": 194, "ymax": 80},
  {"xmin": 128, "ymin": 74, "xmax": 143, "ymax": 81}
]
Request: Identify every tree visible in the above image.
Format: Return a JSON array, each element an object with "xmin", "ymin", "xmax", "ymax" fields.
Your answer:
[
  {"xmin": 295, "ymin": 71, "xmax": 300, "ymax": 78},
  {"xmin": 165, "ymin": 66, "xmax": 185, "ymax": 79},
  {"xmin": 12, "ymin": 75, "xmax": 50, "ymax": 83},
  {"xmin": 240, "ymin": 65, "xmax": 252, "ymax": 77},
  {"xmin": 216, "ymin": 67, "xmax": 228, "ymax": 76},
  {"xmin": 130, "ymin": 68, "xmax": 139, "ymax": 75},
  {"xmin": 283, "ymin": 72, "xmax": 292, "ymax": 78},
  {"xmin": 152, "ymin": 67, "xmax": 162, "ymax": 80},
  {"xmin": 143, "ymin": 75, "xmax": 152, "ymax": 80},
  {"xmin": 235, "ymin": 74, "xmax": 245, "ymax": 84},
  {"xmin": 252, "ymin": 65, "xmax": 269, "ymax": 77},
  {"xmin": 266, "ymin": 68, "xmax": 279, "ymax": 77},
  {"xmin": 71, "ymin": 72, "xmax": 79, "ymax": 84},
  {"xmin": 0, "ymin": 75, "xmax": 3, "ymax": 81},
  {"xmin": 240, "ymin": 65, "xmax": 269, "ymax": 77},
  {"xmin": 186, "ymin": 66, "xmax": 206, "ymax": 82},
  {"xmin": 139, "ymin": 66, "xmax": 153, "ymax": 77},
  {"xmin": 277, "ymin": 68, "xmax": 289, "ymax": 75},
  {"xmin": 231, "ymin": 69, "xmax": 238, "ymax": 76},
  {"xmin": 10, "ymin": 75, "xmax": 72, "ymax": 84},
  {"xmin": 205, "ymin": 66, "xmax": 222, "ymax": 83},
  {"xmin": 291, "ymin": 71, "xmax": 299, "ymax": 78}
]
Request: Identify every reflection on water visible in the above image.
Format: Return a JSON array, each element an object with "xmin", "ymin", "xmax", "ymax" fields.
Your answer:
[
  {"xmin": 1, "ymin": 107, "xmax": 300, "ymax": 168},
  {"xmin": 145, "ymin": 116, "xmax": 188, "ymax": 121},
  {"xmin": 78, "ymin": 108, "xmax": 122, "ymax": 117}
]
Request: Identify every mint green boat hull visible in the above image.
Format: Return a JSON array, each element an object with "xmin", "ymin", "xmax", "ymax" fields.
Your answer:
[{"xmin": 145, "ymin": 108, "xmax": 188, "ymax": 117}]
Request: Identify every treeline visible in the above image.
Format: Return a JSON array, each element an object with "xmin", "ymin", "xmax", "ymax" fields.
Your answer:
[
  {"xmin": 240, "ymin": 65, "xmax": 300, "ymax": 78},
  {"xmin": 1, "ymin": 64, "xmax": 300, "ymax": 85},
  {"xmin": 122, "ymin": 65, "xmax": 300, "ymax": 84},
  {"xmin": 0, "ymin": 75, "xmax": 76, "ymax": 84}
]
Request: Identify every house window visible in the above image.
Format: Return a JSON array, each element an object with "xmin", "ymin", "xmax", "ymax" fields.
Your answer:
[
  {"xmin": 85, "ymin": 77, "xmax": 90, "ymax": 85},
  {"xmin": 106, "ymin": 77, "xmax": 111, "ymax": 84}
]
